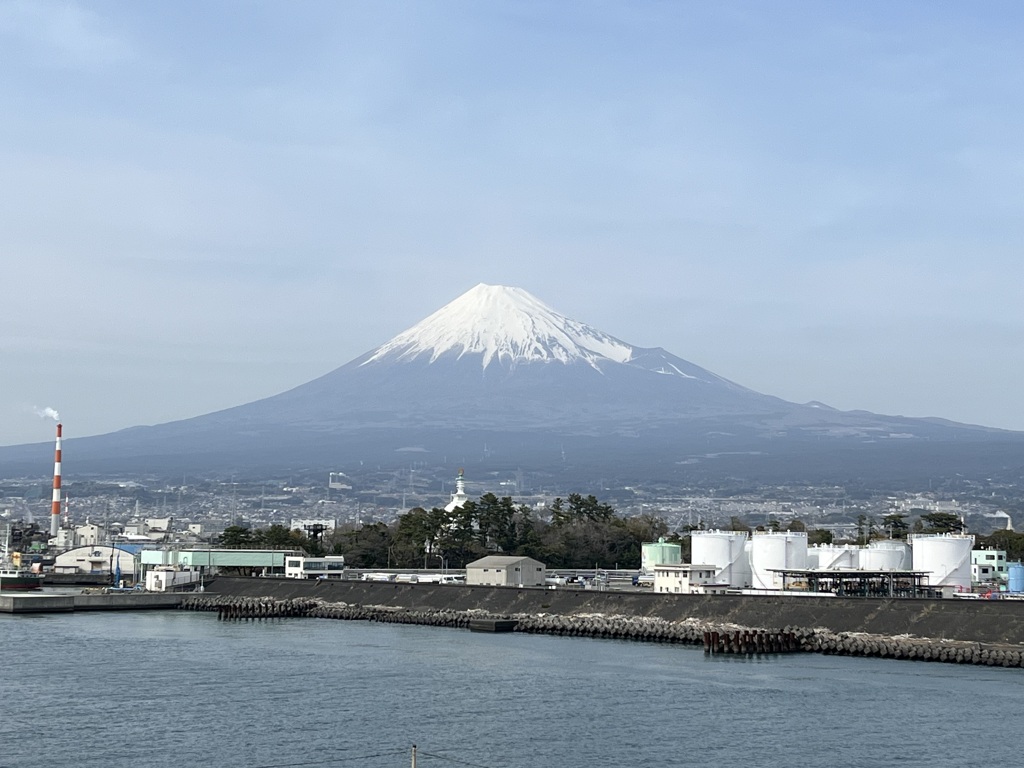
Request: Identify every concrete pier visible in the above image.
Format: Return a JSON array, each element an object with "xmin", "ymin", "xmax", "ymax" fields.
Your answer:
[
  {"xmin": 0, "ymin": 594, "xmax": 75, "ymax": 613},
  {"xmin": 1, "ymin": 592, "xmax": 185, "ymax": 614}
]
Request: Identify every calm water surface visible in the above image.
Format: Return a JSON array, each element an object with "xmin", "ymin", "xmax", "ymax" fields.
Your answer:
[{"xmin": 1, "ymin": 611, "xmax": 1021, "ymax": 768}]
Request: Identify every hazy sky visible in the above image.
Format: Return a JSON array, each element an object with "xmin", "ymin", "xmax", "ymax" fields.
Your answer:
[{"xmin": 2, "ymin": 1, "xmax": 1023, "ymax": 448}]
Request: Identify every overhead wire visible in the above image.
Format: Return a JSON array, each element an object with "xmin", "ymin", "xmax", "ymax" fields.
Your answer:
[
  {"xmin": 243, "ymin": 749, "xmax": 408, "ymax": 768},
  {"xmin": 417, "ymin": 749, "xmax": 504, "ymax": 768}
]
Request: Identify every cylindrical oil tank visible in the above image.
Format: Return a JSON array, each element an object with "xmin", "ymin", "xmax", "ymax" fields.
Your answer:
[
  {"xmin": 749, "ymin": 531, "xmax": 808, "ymax": 590},
  {"xmin": 810, "ymin": 544, "xmax": 859, "ymax": 570},
  {"xmin": 691, "ymin": 530, "xmax": 750, "ymax": 588},
  {"xmin": 1008, "ymin": 562, "xmax": 1024, "ymax": 593},
  {"xmin": 861, "ymin": 540, "xmax": 911, "ymax": 571},
  {"xmin": 641, "ymin": 538, "xmax": 682, "ymax": 573},
  {"xmin": 910, "ymin": 534, "xmax": 974, "ymax": 590}
]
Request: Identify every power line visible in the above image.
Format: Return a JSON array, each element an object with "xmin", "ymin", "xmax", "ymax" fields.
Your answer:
[
  {"xmin": 418, "ymin": 750, "xmax": 503, "ymax": 768},
  {"xmin": 244, "ymin": 749, "xmax": 408, "ymax": 768}
]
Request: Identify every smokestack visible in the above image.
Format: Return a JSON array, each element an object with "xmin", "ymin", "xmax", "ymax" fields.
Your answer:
[{"xmin": 50, "ymin": 423, "xmax": 62, "ymax": 538}]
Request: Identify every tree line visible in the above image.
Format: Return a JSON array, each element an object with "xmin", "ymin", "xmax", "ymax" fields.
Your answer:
[
  {"xmin": 216, "ymin": 498, "xmax": 1024, "ymax": 569},
  {"xmin": 217, "ymin": 493, "xmax": 670, "ymax": 569}
]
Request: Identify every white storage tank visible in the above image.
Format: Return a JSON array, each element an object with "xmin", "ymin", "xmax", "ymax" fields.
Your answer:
[
  {"xmin": 810, "ymin": 544, "xmax": 860, "ymax": 570},
  {"xmin": 861, "ymin": 540, "xmax": 911, "ymax": 571},
  {"xmin": 691, "ymin": 530, "xmax": 751, "ymax": 588},
  {"xmin": 749, "ymin": 531, "xmax": 808, "ymax": 590},
  {"xmin": 641, "ymin": 538, "xmax": 682, "ymax": 573},
  {"xmin": 910, "ymin": 534, "xmax": 974, "ymax": 591}
]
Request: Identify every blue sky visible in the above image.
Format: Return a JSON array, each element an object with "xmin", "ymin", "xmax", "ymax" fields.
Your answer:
[{"xmin": 2, "ymin": 1, "xmax": 1023, "ymax": 447}]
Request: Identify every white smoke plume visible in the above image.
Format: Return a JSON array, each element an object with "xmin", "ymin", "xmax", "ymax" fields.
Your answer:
[{"xmin": 35, "ymin": 406, "xmax": 60, "ymax": 421}]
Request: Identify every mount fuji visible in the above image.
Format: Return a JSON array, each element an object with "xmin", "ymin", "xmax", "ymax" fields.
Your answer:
[{"xmin": 3, "ymin": 283, "xmax": 1022, "ymax": 485}]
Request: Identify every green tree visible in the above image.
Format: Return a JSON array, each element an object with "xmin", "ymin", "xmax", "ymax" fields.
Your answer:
[
  {"xmin": 392, "ymin": 507, "xmax": 439, "ymax": 567},
  {"xmin": 855, "ymin": 514, "xmax": 878, "ymax": 545},
  {"xmin": 920, "ymin": 511, "xmax": 964, "ymax": 534},
  {"xmin": 511, "ymin": 507, "xmax": 549, "ymax": 562},
  {"xmin": 433, "ymin": 504, "xmax": 486, "ymax": 568},
  {"xmin": 474, "ymin": 494, "xmax": 518, "ymax": 553},
  {"xmin": 218, "ymin": 525, "xmax": 254, "ymax": 548},
  {"xmin": 622, "ymin": 514, "xmax": 669, "ymax": 543},
  {"xmin": 550, "ymin": 494, "xmax": 616, "ymax": 528},
  {"xmin": 807, "ymin": 528, "xmax": 833, "ymax": 546},
  {"xmin": 336, "ymin": 522, "xmax": 393, "ymax": 567},
  {"xmin": 568, "ymin": 493, "xmax": 616, "ymax": 524},
  {"xmin": 261, "ymin": 524, "xmax": 297, "ymax": 549},
  {"xmin": 728, "ymin": 516, "xmax": 751, "ymax": 533},
  {"xmin": 881, "ymin": 513, "xmax": 909, "ymax": 540},
  {"xmin": 551, "ymin": 517, "xmax": 638, "ymax": 569}
]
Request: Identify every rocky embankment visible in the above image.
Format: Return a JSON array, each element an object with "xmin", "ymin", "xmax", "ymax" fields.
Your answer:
[{"xmin": 180, "ymin": 594, "xmax": 1024, "ymax": 668}]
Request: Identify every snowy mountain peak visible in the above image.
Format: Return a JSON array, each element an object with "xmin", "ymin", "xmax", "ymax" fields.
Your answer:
[{"xmin": 362, "ymin": 283, "xmax": 635, "ymax": 368}]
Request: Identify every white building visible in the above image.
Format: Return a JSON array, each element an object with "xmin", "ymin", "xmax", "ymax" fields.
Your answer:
[
  {"xmin": 75, "ymin": 523, "xmax": 102, "ymax": 548},
  {"xmin": 466, "ymin": 555, "xmax": 545, "ymax": 587},
  {"xmin": 653, "ymin": 564, "xmax": 728, "ymax": 595},
  {"xmin": 445, "ymin": 469, "xmax": 470, "ymax": 513},
  {"xmin": 145, "ymin": 517, "xmax": 172, "ymax": 534},
  {"xmin": 290, "ymin": 518, "xmax": 337, "ymax": 532},
  {"xmin": 146, "ymin": 567, "xmax": 203, "ymax": 592},
  {"xmin": 123, "ymin": 520, "xmax": 169, "ymax": 542},
  {"xmin": 284, "ymin": 555, "xmax": 347, "ymax": 580},
  {"xmin": 53, "ymin": 545, "xmax": 137, "ymax": 578},
  {"xmin": 972, "ymin": 549, "xmax": 1008, "ymax": 584}
]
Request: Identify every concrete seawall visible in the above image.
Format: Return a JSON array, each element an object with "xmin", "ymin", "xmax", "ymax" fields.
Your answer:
[
  {"xmin": 1, "ymin": 592, "xmax": 184, "ymax": 613},
  {"xmin": 207, "ymin": 577, "xmax": 1024, "ymax": 646},
  {"xmin": 183, "ymin": 591, "xmax": 1024, "ymax": 668}
]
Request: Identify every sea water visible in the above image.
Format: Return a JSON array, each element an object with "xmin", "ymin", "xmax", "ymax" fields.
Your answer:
[{"xmin": 1, "ymin": 611, "xmax": 1021, "ymax": 768}]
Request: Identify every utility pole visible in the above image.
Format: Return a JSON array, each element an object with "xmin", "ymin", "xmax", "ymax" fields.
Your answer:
[{"xmin": 411, "ymin": 744, "xmax": 417, "ymax": 768}]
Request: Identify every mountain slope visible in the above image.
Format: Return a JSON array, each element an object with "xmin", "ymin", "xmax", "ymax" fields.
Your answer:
[{"xmin": 1, "ymin": 283, "xmax": 1021, "ymax": 485}]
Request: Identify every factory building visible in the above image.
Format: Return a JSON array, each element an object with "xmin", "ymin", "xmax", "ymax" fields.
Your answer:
[
  {"xmin": 466, "ymin": 555, "xmax": 545, "ymax": 587},
  {"xmin": 677, "ymin": 530, "xmax": 976, "ymax": 597},
  {"xmin": 53, "ymin": 545, "xmax": 137, "ymax": 579}
]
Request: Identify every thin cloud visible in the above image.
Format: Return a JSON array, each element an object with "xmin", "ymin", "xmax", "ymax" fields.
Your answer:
[{"xmin": 0, "ymin": 0, "xmax": 134, "ymax": 67}]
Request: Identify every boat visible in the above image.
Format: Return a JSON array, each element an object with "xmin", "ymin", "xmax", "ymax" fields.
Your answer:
[{"xmin": 0, "ymin": 526, "xmax": 44, "ymax": 592}]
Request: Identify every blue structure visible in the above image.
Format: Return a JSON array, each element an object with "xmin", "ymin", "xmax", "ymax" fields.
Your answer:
[{"xmin": 1008, "ymin": 562, "xmax": 1024, "ymax": 593}]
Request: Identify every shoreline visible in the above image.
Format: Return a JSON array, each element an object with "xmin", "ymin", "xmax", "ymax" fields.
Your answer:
[{"xmin": 182, "ymin": 589, "xmax": 1024, "ymax": 669}]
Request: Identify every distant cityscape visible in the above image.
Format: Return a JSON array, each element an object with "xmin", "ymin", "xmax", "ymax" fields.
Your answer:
[{"xmin": 3, "ymin": 464, "xmax": 1019, "ymax": 550}]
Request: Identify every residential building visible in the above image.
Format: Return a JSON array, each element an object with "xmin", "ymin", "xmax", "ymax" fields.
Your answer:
[{"xmin": 653, "ymin": 564, "xmax": 728, "ymax": 595}]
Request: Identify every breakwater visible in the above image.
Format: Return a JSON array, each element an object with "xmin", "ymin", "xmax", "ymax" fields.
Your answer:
[
  {"xmin": 180, "ymin": 593, "xmax": 1024, "ymax": 668},
  {"xmin": 1, "ymin": 592, "xmax": 184, "ymax": 613},
  {"xmin": 206, "ymin": 577, "xmax": 1024, "ymax": 644}
]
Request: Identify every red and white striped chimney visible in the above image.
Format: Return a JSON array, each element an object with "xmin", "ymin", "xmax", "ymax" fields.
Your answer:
[{"xmin": 50, "ymin": 423, "xmax": 62, "ymax": 538}]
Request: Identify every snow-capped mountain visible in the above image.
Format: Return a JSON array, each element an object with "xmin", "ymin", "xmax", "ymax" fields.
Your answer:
[
  {"xmin": 360, "ymin": 283, "xmax": 742, "ymax": 387},
  {"xmin": 253, "ymin": 282, "xmax": 774, "ymax": 428},
  {"xmin": 364, "ymin": 283, "xmax": 636, "ymax": 368},
  {"xmin": 2, "ymin": 283, "xmax": 1020, "ymax": 484}
]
